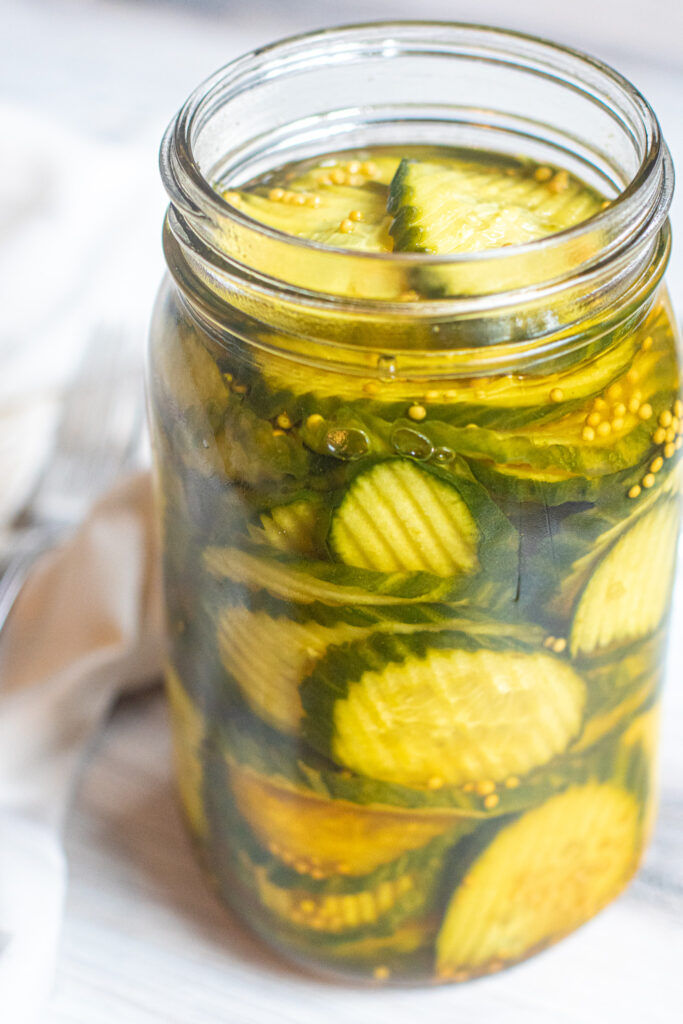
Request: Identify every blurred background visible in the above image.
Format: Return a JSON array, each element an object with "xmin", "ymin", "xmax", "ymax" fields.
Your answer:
[{"xmin": 1, "ymin": 0, "xmax": 682, "ymax": 515}]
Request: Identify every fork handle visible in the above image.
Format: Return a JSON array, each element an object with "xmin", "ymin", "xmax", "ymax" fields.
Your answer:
[{"xmin": 0, "ymin": 526, "xmax": 67, "ymax": 633}]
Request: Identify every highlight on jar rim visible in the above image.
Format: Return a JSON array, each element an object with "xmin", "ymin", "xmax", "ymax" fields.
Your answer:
[{"xmin": 148, "ymin": 22, "xmax": 680, "ymax": 986}]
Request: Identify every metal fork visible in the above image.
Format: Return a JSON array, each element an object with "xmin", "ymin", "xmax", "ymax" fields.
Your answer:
[{"xmin": 0, "ymin": 325, "xmax": 145, "ymax": 630}]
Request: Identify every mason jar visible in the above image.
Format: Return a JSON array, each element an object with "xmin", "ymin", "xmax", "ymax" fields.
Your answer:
[{"xmin": 148, "ymin": 23, "xmax": 680, "ymax": 985}]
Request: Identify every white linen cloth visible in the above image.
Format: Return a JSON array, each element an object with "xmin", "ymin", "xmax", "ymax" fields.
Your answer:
[{"xmin": 0, "ymin": 473, "xmax": 163, "ymax": 1023}]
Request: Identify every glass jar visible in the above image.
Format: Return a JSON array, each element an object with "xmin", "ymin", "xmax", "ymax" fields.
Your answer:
[{"xmin": 148, "ymin": 23, "xmax": 680, "ymax": 985}]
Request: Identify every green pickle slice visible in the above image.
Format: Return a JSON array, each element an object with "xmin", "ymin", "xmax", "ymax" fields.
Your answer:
[
  {"xmin": 301, "ymin": 631, "xmax": 586, "ymax": 788},
  {"xmin": 435, "ymin": 782, "xmax": 642, "ymax": 980}
]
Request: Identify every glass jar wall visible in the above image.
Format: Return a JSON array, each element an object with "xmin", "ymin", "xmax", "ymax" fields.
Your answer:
[{"xmin": 148, "ymin": 23, "xmax": 680, "ymax": 984}]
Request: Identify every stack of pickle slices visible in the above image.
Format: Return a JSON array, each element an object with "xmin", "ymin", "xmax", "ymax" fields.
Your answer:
[{"xmin": 151, "ymin": 148, "xmax": 681, "ymax": 982}]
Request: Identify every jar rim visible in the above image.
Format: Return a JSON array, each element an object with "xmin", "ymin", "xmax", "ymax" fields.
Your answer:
[{"xmin": 160, "ymin": 20, "xmax": 673, "ymax": 330}]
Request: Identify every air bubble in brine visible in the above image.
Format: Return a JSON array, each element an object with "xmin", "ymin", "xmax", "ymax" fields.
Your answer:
[
  {"xmin": 391, "ymin": 424, "xmax": 434, "ymax": 461},
  {"xmin": 432, "ymin": 446, "xmax": 455, "ymax": 464},
  {"xmin": 377, "ymin": 354, "xmax": 398, "ymax": 380},
  {"xmin": 324, "ymin": 427, "xmax": 370, "ymax": 460}
]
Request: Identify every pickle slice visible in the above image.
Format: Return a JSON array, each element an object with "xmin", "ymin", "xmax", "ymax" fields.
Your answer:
[
  {"xmin": 228, "ymin": 761, "xmax": 465, "ymax": 878},
  {"xmin": 165, "ymin": 667, "xmax": 208, "ymax": 838},
  {"xmin": 389, "ymin": 158, "xmax": 601, "ymax": 254},
  {"xmin": 216, "ymin": 605, "xmax": 369, "ymax": 734},
  {"xmin": 329, "ymin": 459, "xmax": 479, "ymax": 577},
  {"xmin": 436, "ymin": 782, "xmax": 641, "ymax": 979},
  {"xmin": 571, "ymin": 499, "xmax": 680, "ymax": 657},
  {"xmin": 224, "ymin": 183, "xmax": 392, "ymax": 251},
  {"xmin": 302, "ymin": 631, "xmax": 586, "ymax": 788},
  {"xmin": 204, "ymin": 544, "xmax": 453, "ymax": 605}
]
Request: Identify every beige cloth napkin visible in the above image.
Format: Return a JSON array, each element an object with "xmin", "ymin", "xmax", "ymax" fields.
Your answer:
[{"xmin": 0, "ymin": 471, "xmax": 163, "ymax": 1021}]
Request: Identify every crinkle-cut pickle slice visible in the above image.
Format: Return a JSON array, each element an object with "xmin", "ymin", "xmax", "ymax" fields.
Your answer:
[
  {"xmin": 203, "ymin": 544, "xmax": 451, "ymax": 605},
  {"xmin": 329, "ymin": 460, "xmax": 479, "ymax": 577},
  {"xmin": 224, "ymin": 183, "xmax": 392, "ymax": 251},
  {"xmin": 165, "ymin": 666, "xmax": 208, "ymax": 838},
  {"xmin": 388, "ymin": 158, "xmax": 602, "ymax": 254},
  {"xmin": 571, "ymin": 500, "xmax": 680, "ymax": 657},
  {"xmin": 248, "ymin": 858, "xmax": 419, "ymax": 936},
  {"xmin": 228, "ymin": 762, "xmax": 463, "ymax": 879},
  {"xmin": 436, "ymin": 782, "xmax": 641, "ymax": 979},
  {"xmin": 306, "ymin": 636, "xmax": 586, "ymax": 787},
  {"xmin": 216, "ymin": 605, "xmax": 369, "ymax": 734},
  {"xmin": 255, "ymin": 496, "xmax": 326, "ymax": 557}
]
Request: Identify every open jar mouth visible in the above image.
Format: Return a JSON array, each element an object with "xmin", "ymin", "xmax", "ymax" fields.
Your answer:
[{"xmin": 159, "ymin": 21, "xmax": 674, "ymax": 362}]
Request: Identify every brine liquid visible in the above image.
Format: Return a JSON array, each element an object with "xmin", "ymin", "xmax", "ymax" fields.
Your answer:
[{"xmin": 149, "ymin": 144, "xmax": 680, "ymax": 984}]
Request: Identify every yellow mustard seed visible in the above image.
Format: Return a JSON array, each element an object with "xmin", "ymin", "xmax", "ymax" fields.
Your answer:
[
  {"xmin": 374, "ymin": 966, "xmax": 391, "ymax": 981},
  {"xmin": 642, "ymin": 473, "xmax": 656, "ymax": 489},
  {"xmin": 484, "ymin": 794, "xmax": 500, "ymax": 810},
  {"xmin": 462, "ymin": 782, "xmax": 475, "ymax": 793},
  {"xmin": 349, "ymin": 209, "xmax": 364, "ymax": 222},
  {"xmin": 666, "ymin": 427, "xmax": 676, "ymax": 443},
  {"xmin": 232, "ymin": 383, "xmax": 248, "ymax": 394},
  {"xmin": 331, "ymin": 167, "xmax": 346, "ymax": 184},
  {"xmin": 425, "ymin": 390, "xmax": 440, "ymax": 401},
  {"xmin": 650, "ymin": 456, "xmax": 664, "ymax": 473},
  {"xmin": 664, "ymin": 442, "xmax": 676, "ymax": 458},
  {"xmin": 628, "ymin": 484, "xmax": 642, "ymax": 499},
  {"xmin": 597, "ymin": 421, "xmax": 612, "ymax": 437},
  {"xmin": 362, "ymin": 160, "xmax": 379, "ymax": 177},
  {"xmin": 642, "ymin": 335, "xmax": 654, "ymax": 351},
  {"xmin": 626, "ymin": 369, "xmax": 639, "ymax": 385},
  {"xmin": 676, "ymin": 436, "xmax": 683, "ymax": 450},
  {"xmin": 427, "ymin": 776, "xmax": 444, "ymax": 790},
  {"xmin": 347, "ymin": 159, "xmax": 361, "ymax": 174},
  {"xmin": 549, "ymin": 169, "xmax": 570, "ymax": 193},
  {"xmin": 673, "ymin": 416, "xmax": 681, "ymax": 433},
  {"xmin": 363, "ymin": 381, "xmax": 381, "ymax": 394},
  {"xmin": 339, "ymin": 218, "xmax": 354, "ymax": 233},
  {"xmin": 606, "ymin": 383, "xmax": 623, "ymax": 401},
  {"xmin": 587, "ymin": 411, "xmax": 602, "ymax": 428},
  {"xmin": 638, "ymin": 404, "xmax": 653, "ymax": 421},
  {"xmin": 311, "ymin": 868, "xmax": 325, "ymax": 880},
  {"xmin": 593, "ymin": 397, "xmax": 608, "ymax": 411},
  {"xmin": 659, "ymin": 410, "xmax": 673, "ymax": 428},
  {"xmin": 476, "ymin": 780, "xmax": 496, "ymax": 797},
  {"xmin": 224, "ymin": 190, "xmax": 241, "ymax": 204},
  {"xmin": 613, "ymin": 402, "xmax": 627, "ymax": 418},
  {"xmin": 675, "ymin": 399, "xmax": 683, "ymax": 418},
  {"xmin": 300, "ymin": 899, "xmax": 316, "ymax": 914},
  {"xmin": 308, "ymin": 194, "xmax": 321, "ymax": 207},
  {"xmin": 306, "ymin": 413, "xmax": 324, "ymax": 429},
  {"xmin": 534, "ymin": 166, "xmax": 553, "ymax": 182},
  {"xmin": 582, "ymin": 426, "xmax": 596, "ymax": 442},
  {"xmin": 552, "ymin": 637, "xmax": 567, "ymax": 654},
  {"xmin": 612, "ymin": 417, "xmax": 625, "ymax": 432},
  {"xmin": 268, "ymin": 187, "xmax": 285, "ymax": 200},
  {"xmin": 653, "ymin": 427, "xmax": 667, "ymax": 445},
  {"xmin": 543, "ymin": 635, "xmax": 556, "ymax": 648},
  {"xmin": 628, "ymin": 397, "xmax": 641, "ymax": 414},
  {"xmin": 550, "ymin": 387, "xmax": 564, "ymax": 403},
  {"xmin": 276, "ymin": 412, "xmax": 292, "ymax": 430},
  {"xmin": 272, "ymin": 429, "xmax": 286, "ymax": 437},
  {"xmin": 505, "ymin": 776, "xmax": 520, "ymax": 789},
  {"xmin": 408, "ymin": 404, "xmax": 427, "ymax": 421}
]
